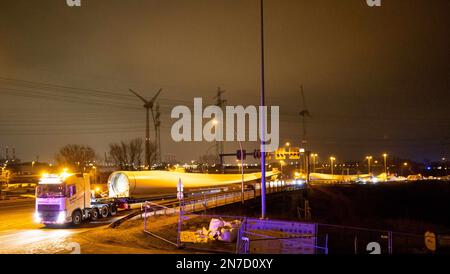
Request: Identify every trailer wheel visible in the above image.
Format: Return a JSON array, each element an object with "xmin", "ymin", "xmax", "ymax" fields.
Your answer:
[
  {"xmin": 90, "ymin": 208, "xmax": 99, "ymax": 220},
  {"xmin": 109, "ymin": 205, "xmax": 117, "ymax": 216},
  {"xmin": 100, "ymin": 206, "xmax": 109, "ymax": 218},
  {"xmin": 72, "ymin": 211, "xmax": 82, "ymax": 225}
]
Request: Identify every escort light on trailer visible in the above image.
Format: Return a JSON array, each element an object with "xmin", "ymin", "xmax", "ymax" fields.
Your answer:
[
  {"xmin": 39, "ymin": 175, "xmax": 64, "ymax": 185},
  {"xmin": 40, "ymin": 170, "xmax": 73, "ymax": 184}
]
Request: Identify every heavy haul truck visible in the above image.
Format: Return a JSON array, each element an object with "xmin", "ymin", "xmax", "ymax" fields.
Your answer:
[
  {"xmin": 35, "ymin": 170, "xmax": 279, "ymax": 226},
  {"xmin": 34, "ymin": 172, "xmax": 118, "ymax": 225}
]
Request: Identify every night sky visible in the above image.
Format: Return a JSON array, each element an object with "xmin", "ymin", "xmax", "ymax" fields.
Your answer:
[{"xmin": 0, "ymin": 0, "xmax": 449, "ymax": 163}]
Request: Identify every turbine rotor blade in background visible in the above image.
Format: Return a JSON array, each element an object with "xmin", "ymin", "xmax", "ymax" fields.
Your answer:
[
  {"xmin": 149, "ymin": 88, "xmax": 163, "ymax": 105},
  {"xmin": 129, "ymin": 88, "xmax": 149, "ymax": 104}
]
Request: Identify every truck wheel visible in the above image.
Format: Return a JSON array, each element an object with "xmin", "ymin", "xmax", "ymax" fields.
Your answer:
[
  {"xmin": 109, "ymin": 205, "xmax": 117, "ymax": 216},
  {"xmin": 100, "ymin": 206, "xmax": 109, "ymax": 218},
  {"xmin": 72, "ymin": 211, "xmax": 82, "ymax": 225},
  {"xmin": 90, "ymin": 208, "xmax": 99, "ymax": 220}
]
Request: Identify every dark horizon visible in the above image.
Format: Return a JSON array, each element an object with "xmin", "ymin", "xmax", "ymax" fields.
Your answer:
[{"xmin": 1, "ymin": 0, "xmax": 449, "ymax": 163}]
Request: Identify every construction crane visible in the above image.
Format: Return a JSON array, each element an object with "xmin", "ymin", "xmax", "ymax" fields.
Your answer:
[
  {"xmin": 299, "ymin": 85, "xmax": 311, "ymax": 146},
  {"xmin": 213, "ymin": 87, "xmax": 227, "ymax": 161},
  {"xmin": 129, "ymin": 88, "xmax": 162, "ymax": 168},
  {"xmin": 298, "ymin": 85, "xmax": 312, "ymax": 221}
]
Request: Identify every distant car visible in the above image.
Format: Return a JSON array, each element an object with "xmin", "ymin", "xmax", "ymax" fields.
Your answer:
[{"xmin": 407, "ymin": 174, "xmax": 423, "ymax": 181}]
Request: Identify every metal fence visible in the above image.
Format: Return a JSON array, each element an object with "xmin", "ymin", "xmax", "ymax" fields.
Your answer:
[
  {"xmin": 140, "ymin": 184, "xmax": 431, "ymax": 254},
  {"xmin": 237, "ymin": 218, "xmax": 328, "ymax": 254},
  {"xmin": 317, "ymin": 223, "xmax": 428, "ymax": 254}
]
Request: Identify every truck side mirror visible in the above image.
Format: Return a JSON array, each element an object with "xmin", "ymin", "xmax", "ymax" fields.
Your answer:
[{"xmin": 66, "ymin": 185, "xmax": 76, "ymax": 197}]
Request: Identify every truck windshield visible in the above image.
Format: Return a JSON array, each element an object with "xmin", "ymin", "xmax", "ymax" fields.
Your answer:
[{"xmin": 36, "ymin": 184, "xmax": 66, "ymax": 198}]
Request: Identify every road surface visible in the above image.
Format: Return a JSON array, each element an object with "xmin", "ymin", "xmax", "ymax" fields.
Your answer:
[{"xmin": 0, "ymin": 199, "xmax": 126, "ymax": 253}]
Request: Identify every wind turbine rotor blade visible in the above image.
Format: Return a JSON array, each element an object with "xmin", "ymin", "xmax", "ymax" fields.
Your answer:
[
  {"xmin": 149, "ymin": 88, "xmax": 162, "ymax": 104},
  {"xmin": 129, "ymin": 89, "xmax": 149, "ymax": 104}
]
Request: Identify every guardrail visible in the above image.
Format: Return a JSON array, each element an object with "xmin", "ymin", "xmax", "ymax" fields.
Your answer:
[
  {"xmin": 141, "ymin": 183, "xmax": 303, "ymax": 218},
  {"xmin": 141, "ymin": 184, "xmax": 303, "ymax": 250}
]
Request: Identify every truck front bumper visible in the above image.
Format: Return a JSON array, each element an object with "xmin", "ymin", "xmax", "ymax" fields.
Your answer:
[{"xmin": 34, "ymin": 211, "xmax": 70, "ymax": 224}]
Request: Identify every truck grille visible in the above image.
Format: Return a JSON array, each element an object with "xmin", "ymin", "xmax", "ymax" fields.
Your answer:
[
  {"xmin": 41, "ymin": 211, "xmax": 58, "ymax": 221},
  {"xmin": 38, "ymin": 204, "xmax": 60, "ymax": 211}
]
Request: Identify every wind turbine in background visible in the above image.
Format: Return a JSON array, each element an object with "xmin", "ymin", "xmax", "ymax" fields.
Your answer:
[
  {"xmin": 299, "ymin": 85, "xmax": 311, "ymax": 147},
  {"xmin": 129, "ymin": 88, "xmax": 162, "ymax": 168}
]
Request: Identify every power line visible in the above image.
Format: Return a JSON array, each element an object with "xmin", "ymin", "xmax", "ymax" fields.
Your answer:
[{"xmin": 0, "ymin": 77, "xmax": 192, "ymax": 105}]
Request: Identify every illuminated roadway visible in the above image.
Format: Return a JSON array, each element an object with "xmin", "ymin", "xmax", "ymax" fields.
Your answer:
[
  {"xmin": 0, "ymin": 191, "xmax": 245, "ymax": 253},
  {"xmin": 0, "ymin": 178, "xmax": 293, "ymax": 253},
  {"xmin": 0, "ymin": 200, "xmax": 126, "ymax": 253}
]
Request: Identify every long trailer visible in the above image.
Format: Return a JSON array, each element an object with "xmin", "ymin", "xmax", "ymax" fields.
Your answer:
[{"xmin": 35, "ymin": 170, "xmax": 279, "ymax": 226}]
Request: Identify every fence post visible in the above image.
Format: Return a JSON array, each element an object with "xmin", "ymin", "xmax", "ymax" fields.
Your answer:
[
  {"xmin": 144, "ymin": 204, "xmax": 147, "ymax": 231},
  {"xmin": 236, "ymin": 221, "xmax": 242, "ymax": 254},
  {"xmin": 388, "ymin": 231, "xmax": 393, "ymax": 254}
]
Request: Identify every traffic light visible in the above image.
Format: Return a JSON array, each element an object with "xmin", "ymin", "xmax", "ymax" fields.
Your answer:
[
  {"xmin": 289, "ymin": 147, "xmax": 300, "ymax": 159},
  {"xmin": 275, "ymin": 148, "xmax": 286, "ymax": 160},
  {"xmin": 253, "ymin": 149, "xmax": 272, "ymax": 160},
  {"xmin": 236, "ymin": 150, "xmax": 246, "ymax": 160}
]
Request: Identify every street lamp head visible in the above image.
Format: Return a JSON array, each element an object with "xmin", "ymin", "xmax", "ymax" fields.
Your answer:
[
  {"xmin": 403, "ymin": 162, "xmax": 408, "ymax": 166},
  {"xmin": 383, "ymin": 153, "xmax": 388, "ymax": 157},
  {"xmin": 285, "ymin": 142, "xmax": 290, "ymax": 147}
]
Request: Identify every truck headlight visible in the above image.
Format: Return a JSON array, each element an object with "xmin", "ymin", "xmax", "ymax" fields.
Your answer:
[
  {"xmin": 34, "ymin": 212, "xmax": 41, "ymax": 223},
  {"xmin": 56, "ymin": 211, "xmax": 66, "ymax": 224}
]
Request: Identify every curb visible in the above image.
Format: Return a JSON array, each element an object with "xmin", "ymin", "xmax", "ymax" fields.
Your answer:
[{"xmin": 108, "ymin": 210, "xmax": 142, "ymax": 228}]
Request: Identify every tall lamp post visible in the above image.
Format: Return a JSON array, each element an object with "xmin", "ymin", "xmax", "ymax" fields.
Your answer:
[
  {"xmin": 237, "ymin": 139, "xmax": 245, "ymax": 205},
  {"xmin": 330, "ymin": 157, "xmax": 336, "ymax": 175},
  {"xmin": 401, "ymin": 162, "xmax": 408, "ymax": 176},
  {"xmin": 383, "ymin": 153, "xmax": 388, "ymax": 179},
  {"xmin": 279, "ymin": 160, "xmax": 285, "ymax": 173},
  {"xmin": 366, "ymin": 156, "xmax": 373, "ymax": 174},
  {"xmin": 259, "ymin": 0, "xmax": 267, "ymax": 219},
  {"xmin": 284, "ymin": 142, "xmax": 290, "ymax": 176},
  {"xmin": 311, "ymin": 154, "xmax": 318, "ymax": 173}
]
